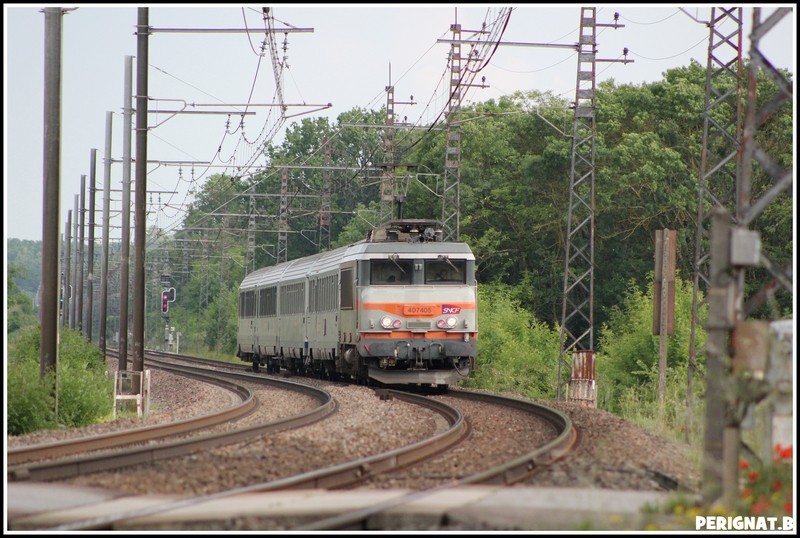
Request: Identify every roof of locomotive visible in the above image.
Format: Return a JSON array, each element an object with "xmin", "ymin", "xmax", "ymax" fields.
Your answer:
[
  {"xmin": 240, "ymin": 238, "xmax": 474, "ymax": 290},
  {"xmin": 346, "ymin": 240, "xmax": 474, "ymax": 257}
]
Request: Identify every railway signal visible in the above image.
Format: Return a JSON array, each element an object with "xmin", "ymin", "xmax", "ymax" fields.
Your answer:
[{"xmin": 161, "ymin": 287, "xmax": 176, "ymax": 315}]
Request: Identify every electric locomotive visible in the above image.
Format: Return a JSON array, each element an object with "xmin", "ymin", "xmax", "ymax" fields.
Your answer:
[{"xmin": 236, "ymin": 219, "xmax": 477, "ymax": 388}]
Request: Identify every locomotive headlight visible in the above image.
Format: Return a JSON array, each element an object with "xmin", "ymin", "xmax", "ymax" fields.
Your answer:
[
  {"xmin": 380, "ymin": 316, "xmax": 394, "ymax": 329},
  {"xmin": 392, "ymin": 319, "xmax": 402, "ymax": 329},
  {"xmin": 437, "ymin": 317, "xmax": 458, "ymax": 329}
]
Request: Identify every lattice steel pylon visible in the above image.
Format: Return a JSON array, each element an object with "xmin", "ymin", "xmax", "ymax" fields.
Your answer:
[
  {"xmin": 735, "ymin": 6, "xmax": 793, "ymax": 313},
  {"xmin": 438, "ymin": 11, "xmax": 505, "ymax": 240},
  {"xmin": 278, "ymin": 167, "xmax": 289, "ymax": 264},
  {"xmin": 202, "ymin": 234, "xmax": 209, "ymax": 309},
  {"xmin": 689, "ymin": 7, "xmax": 744, "ymax": 441},
  {"xmin": 441, "ymin": 23, "xmax": 463, "ymax": 242},
  {"xmin": 319, "ymin": 137, "xmax": 332, "ymax": 251},
  {"xmin": 700, "ymin": 6, "xmax": 794, "ymax": 505},
  {"xmin": 182, "ymin": 238, "xmax": 189, "ymax": 284},
  {"xmin": 556, "ymin": 8, "xmax": 598, "ymax": 401},
  {"xmin": 263, "ymin": 7, "xmax": 287, "ymax": 117},
  {"xmin": 246, "ymin": 193, "xmax": 256, "ymax": 274},
  {"xmin": 379, "ymin": 82, "xmax": 397, "ymax": 227}
]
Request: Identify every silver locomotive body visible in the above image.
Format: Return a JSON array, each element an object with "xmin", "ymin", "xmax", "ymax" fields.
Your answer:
[{"xmin": 237, "ymin": 220, "xmax": 477, "ymax": 388}]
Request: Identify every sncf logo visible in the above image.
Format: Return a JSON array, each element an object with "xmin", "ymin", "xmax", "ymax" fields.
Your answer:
[{"xmin": 442, "ymin": 304, "xmax": 462, "ymax": 314}]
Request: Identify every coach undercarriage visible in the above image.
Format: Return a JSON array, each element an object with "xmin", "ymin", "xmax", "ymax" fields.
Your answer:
[{"xmin": 238, "ymin": 342, "xmax": 473, "ymax": 389}]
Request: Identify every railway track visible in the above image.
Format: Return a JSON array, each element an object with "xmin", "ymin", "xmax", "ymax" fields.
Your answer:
[
  {"xmin": 7, "ymin": 354, "xmax": 335, "ymax": 481},
  {"xmin": 9, "ymin": 353, "xmax": 576, "ymax": 531},
  {"xmin": 295, "ymin": 388, "xmax": 576, "ymax": 530}
]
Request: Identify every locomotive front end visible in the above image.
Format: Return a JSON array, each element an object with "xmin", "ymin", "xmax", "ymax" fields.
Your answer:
[{"xmin": 355, "ymin": 232, "xmax": 478, "ymax": 386}]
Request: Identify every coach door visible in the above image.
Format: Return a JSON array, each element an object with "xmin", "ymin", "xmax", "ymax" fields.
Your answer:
[
  {"xmin": 338, "ymin": 264, "xmax": 357, "ymax": 344},
  {"xmin": 304, "ymin": 276, "xmax": 310, "ymax": 361}
]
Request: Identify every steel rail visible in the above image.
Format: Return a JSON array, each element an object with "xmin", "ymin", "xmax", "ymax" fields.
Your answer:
[
  {"xmin": 19, "ymin": 359, "xmax": 574, "ymax": 531},
  {"xmin": 294, "ymin": 388, "xmax": 576, "ymax": 530},
  {"xmin": 7, "ymin": 359, "xmax": 254, "ymax": 467},
  {"xmin": 8, "ymin": 358, "xmax": 335, "ymax": 482},
  {"xmin": 40, "ymin": 389, "xmax": 468, "ymax": 531}
]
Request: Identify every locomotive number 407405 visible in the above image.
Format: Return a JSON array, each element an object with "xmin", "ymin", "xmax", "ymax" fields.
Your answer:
[{"xmin": 402, "ymin": 304, "xmax": 463, "ymax": 315}]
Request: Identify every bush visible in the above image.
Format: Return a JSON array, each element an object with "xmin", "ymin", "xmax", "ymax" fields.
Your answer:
[
  {"xmin": 54, "ymin": 329, "xmax": 114, "ymax": 428},
  {"xmin": 463, "ymin": 284, "xmax": 560, "ymax": 399},
  {"xmin": 596, "ymin": 275, "xmax": 706, "ymax": 417},
  {"xmin": 6, "ymin": 325, "xmax": 113, "ymax": 435},
  {"xmin": 614, "ymin": 360, "xmax": 706, "ymax": 451},
  {"xmin": 7, "ymin": 325, "xmax": 52, "ymax": 434},
  {"xmin": 7, "ymin": 357, "xmax": 57, "ymax": 435}
]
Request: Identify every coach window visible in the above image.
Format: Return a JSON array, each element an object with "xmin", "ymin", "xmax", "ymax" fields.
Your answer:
[
  {"xmin": 370, "ymin": 258, "xmax": 412, "ymax": 285},
  {"xmin": 424, "ymin": 259, "xmax": 466, "ymax": 284},
  {"xmin": 259, "ymin": 287, "xmax": 276, "ymax": 317},
  {"xmin": 280, "ymin": 282, "xmax": 305, "ymax": 315},
  {"xmin": 241, "ymin": 290, "xmax": 256, "ymax": 317}
]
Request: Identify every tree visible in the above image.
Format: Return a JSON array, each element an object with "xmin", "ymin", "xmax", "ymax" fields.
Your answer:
[
  {"xmin": 596, "ymin": 275, "xmax": 706, "ymax": 415},
  {"xmin": 7, "ymin": 263, "xmax": 39, "ymax": 336},
  {"xmin": 463, "ymin": 283, "xmax": 561, "ymax": 399}
]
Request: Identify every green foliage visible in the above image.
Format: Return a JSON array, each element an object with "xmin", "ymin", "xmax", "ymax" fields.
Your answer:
[
  {"xmin": 615, "ymin": 360, "xmax": 706, "ymax": 449},
  {"xmin": 443, "ymin": 92, "xmax": 569, "ymax": 325},
  {"xmin": 6, "ymin": 326, "xmax": 55, "ymax": 434},
  {"xmin": 331, "ymin": 202, "xmax": 378, "ymax": 248},
  {"xmin": 200, "ymin": 284, "xmax": 239, "ymax": 353},
  {"xmin": 7, "ymin": 323, "xmax": 42, "ymax": 361},
  {"xmin": 7, "ymin": 362, "xmax": 57, "ymax": 435},
  {"xmin": 6, "ymin": 239, "xmax": 42, "ymax": 295},
  {"xmin": 461, "ymin": 284, "xmax": 560, "ymax": 399},
  {"xmin": 54, "ymin": 329, "xmax": 114, "ymax": 427},
  {"xmin": 7, "ymin": 263, "xmax": 39, "ymax": 336},
  {"xmin": 594, "ymin": 274, "xmax": 708, "ymax": 453},
  {"xmin": 6, "ymin": 326, "xmax": 113, "ymax": 435}
]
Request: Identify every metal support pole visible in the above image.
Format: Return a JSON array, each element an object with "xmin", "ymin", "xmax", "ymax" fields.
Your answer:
[
  {"xmin": 98, "ymin": 111, "xmax": 112, "ymax": 355},
  {"xmin": 76, "ymin": 175, "xmax": 85, "ymax": 333},
  {"xmin": 40, "ymin": 7, "xmax": 62, "ymax": 376},
  {"xmin": 703, "ymin": 207, "xmax": 734, "ymax": 505},
  {"xmin": 70, "ymin": 193, "xmax": 78, "ymax": 329},
  {"xmin": 86, "ymin": 149, "xmax": 97, "ymax": 341},
  {"xmin": 132, "ymin": 8, "xmax": 149, "ymax": 373},
  {"xmin": 63, "ymin": 211, "xmax": 72, "ymax": 329},
  {"xmin": 119, "ymin": 55, "xmax": 133, "ymax": 372}
]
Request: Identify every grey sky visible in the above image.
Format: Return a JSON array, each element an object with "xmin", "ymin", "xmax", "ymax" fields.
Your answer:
[{"xmin": 4, "ymin": 4, "xmax": 795, "ymax": 242}]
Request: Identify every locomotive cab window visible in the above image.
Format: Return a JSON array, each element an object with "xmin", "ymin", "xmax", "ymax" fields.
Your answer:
[
  {"xmin": 425, "ymin": 259, "xmax": 466, "ymax": 284},
  {"xmin": 370, "ymin": 258, "xmax": 412, "ymax": 285}
]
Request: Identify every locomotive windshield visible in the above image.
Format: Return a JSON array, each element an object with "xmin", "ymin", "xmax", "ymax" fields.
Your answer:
[
  {"xmin": 424, "ymin": 259, "xmax": 466, "ymax": 284},
  {"xmin": 368, "ymin": 257, "xmax": 468, "ymax": 285},
  {"xmin": 370, "ymin": 259, "xmax": 412, "ymax": 284}
]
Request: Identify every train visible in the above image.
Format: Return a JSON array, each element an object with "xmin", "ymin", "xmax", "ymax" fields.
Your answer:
[{"xmin": 236, "ymin": 219, "xmax": 478, "ymax": 389}]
